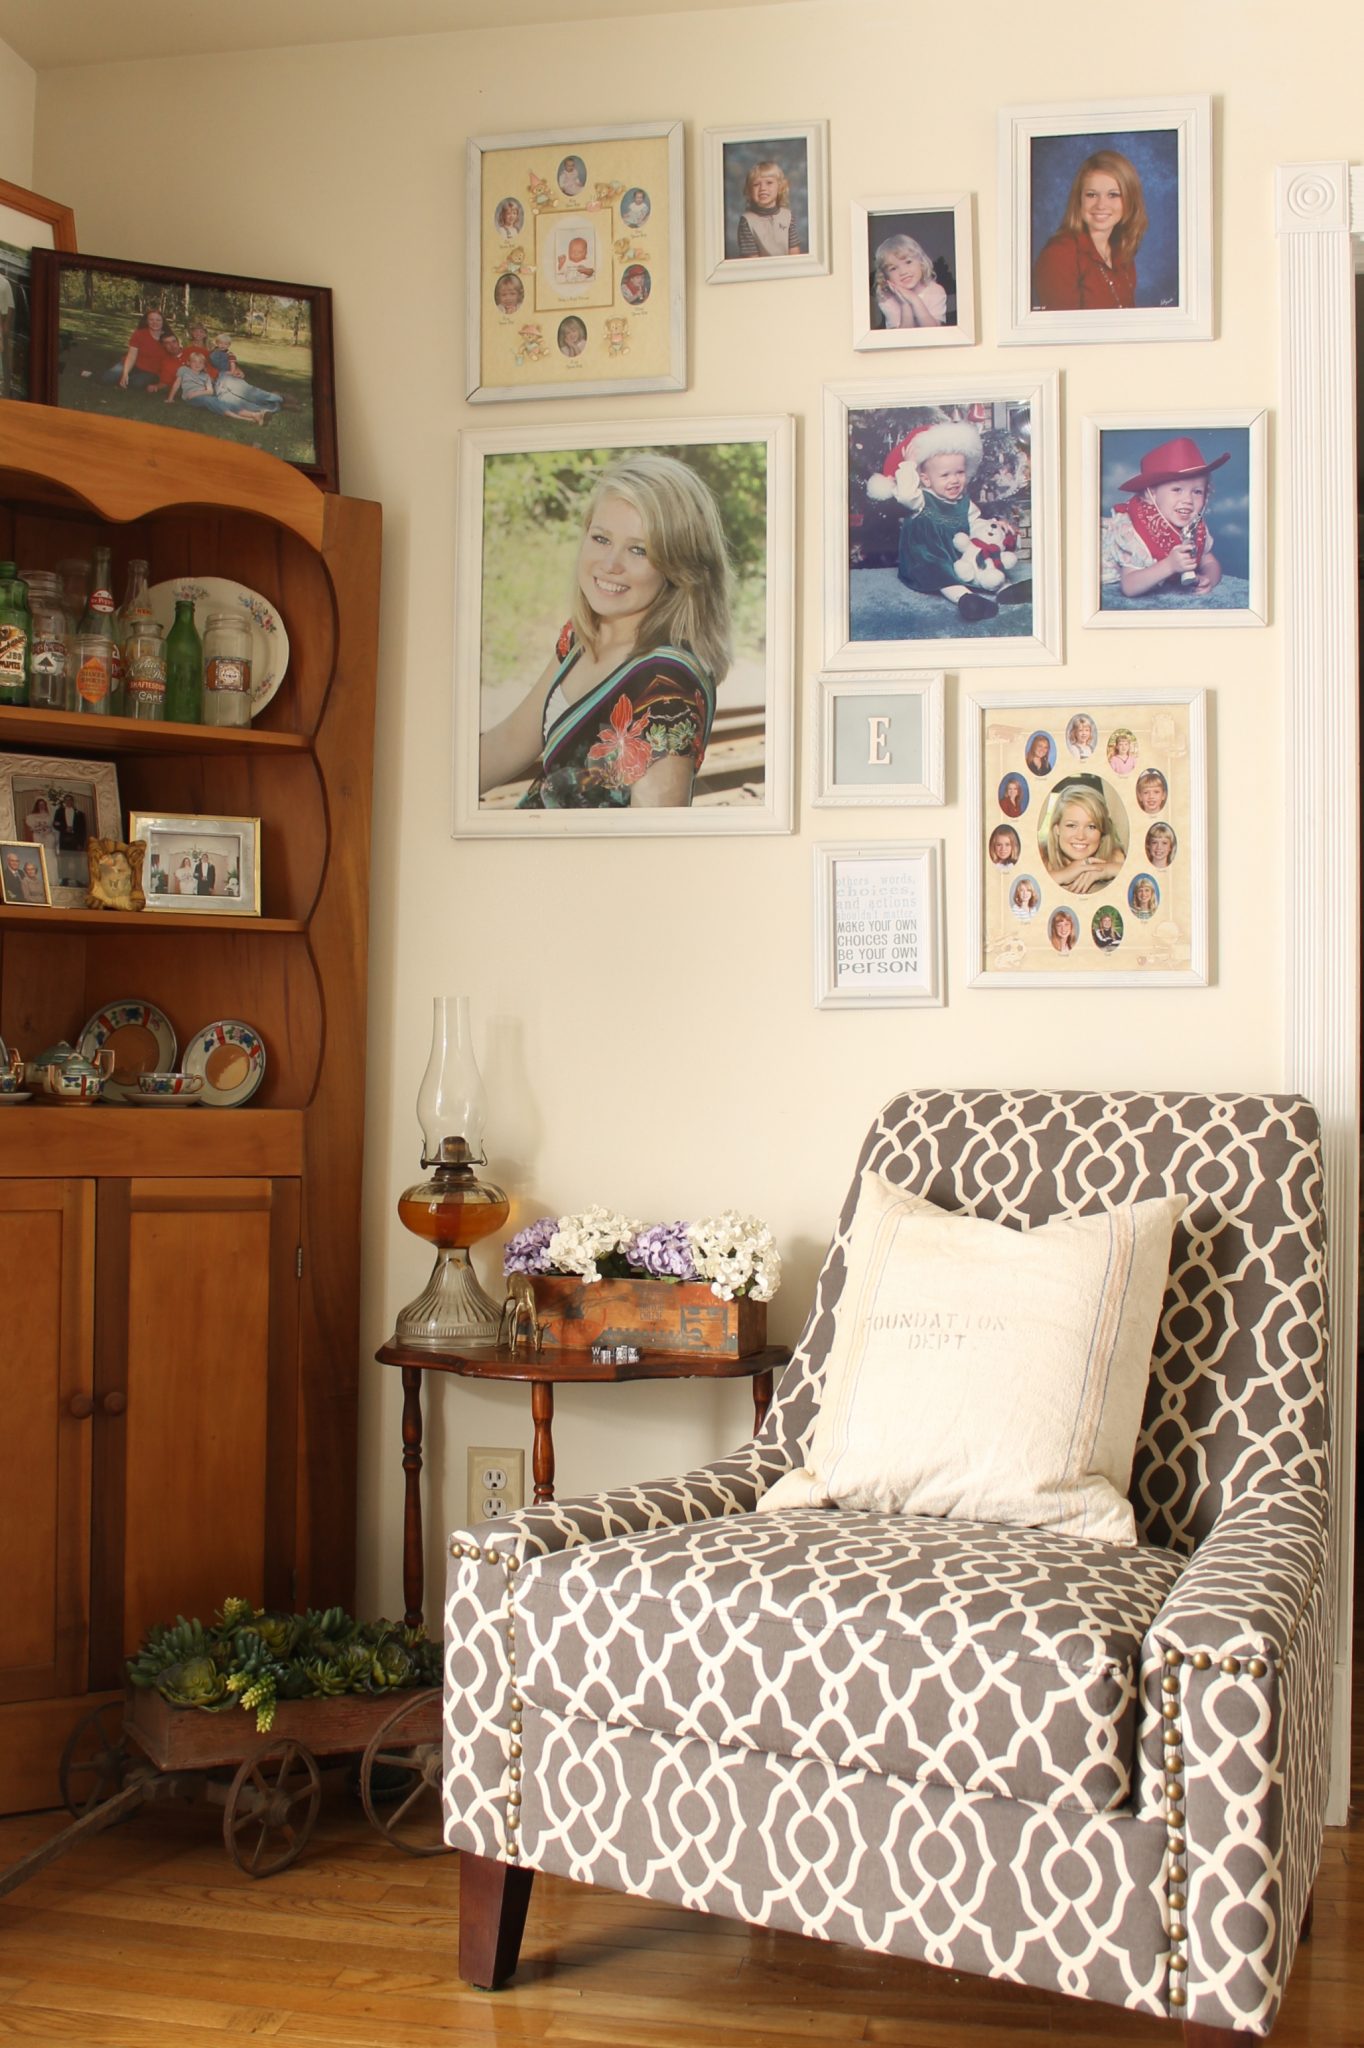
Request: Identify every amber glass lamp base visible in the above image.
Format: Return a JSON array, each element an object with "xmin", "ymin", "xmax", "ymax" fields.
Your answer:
[{"xmin": 395, "ymin": 1162, "xmax": 509, "ymax": 1348}]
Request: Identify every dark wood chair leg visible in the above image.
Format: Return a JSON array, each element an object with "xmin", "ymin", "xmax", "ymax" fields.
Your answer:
[
  {"xmin": 1300, "ymin": 1884, "xmax": 1315, "ymax": 1942},
  {"xmin": 1183, "ymin": 2026, "xmax": 1244, "ymax": 2044},
  {"xmin": 459, "ymin": 1850, "xmax": 535, "ymax": 1990}
]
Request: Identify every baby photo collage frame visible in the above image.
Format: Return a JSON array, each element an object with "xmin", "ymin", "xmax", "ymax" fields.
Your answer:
[{"xmin": 458, "ymin": 96, "xmax": 1245, "ymax": 1002}]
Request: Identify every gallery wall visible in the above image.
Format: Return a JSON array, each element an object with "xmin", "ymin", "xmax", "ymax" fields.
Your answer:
[{"xmin": 23, "ymin": 0, "xmax": 1350, "ymax": 1622}]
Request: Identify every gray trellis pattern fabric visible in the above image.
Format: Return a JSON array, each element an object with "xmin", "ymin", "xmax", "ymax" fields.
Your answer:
[
  {"xmin": 443, "ymin": 1090, "xmax": 1330, "ymax": 2037},
  {"xmin": 516, "ymin": 1510, "xmax": 1185, "ymax": 1811}
]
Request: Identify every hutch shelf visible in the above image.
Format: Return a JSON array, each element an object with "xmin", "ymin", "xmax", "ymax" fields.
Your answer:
[{"xmin": 0, "ymin": 399, "xmax": 380, "ymax": 1815}]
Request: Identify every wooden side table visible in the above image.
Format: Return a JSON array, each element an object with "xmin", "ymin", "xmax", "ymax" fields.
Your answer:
[{"xmin": 375, "ymin": 1337, "xmax": 789, "ymax": 1626}]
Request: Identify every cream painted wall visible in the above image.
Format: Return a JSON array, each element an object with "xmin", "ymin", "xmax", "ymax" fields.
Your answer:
[
  {"xmin": 0, "ymin": 33, "xmax": 34, "ymax": 183},
  {"xmin": 28, "ymin": 0, "xmax": 1350, "ymax": 1624}
]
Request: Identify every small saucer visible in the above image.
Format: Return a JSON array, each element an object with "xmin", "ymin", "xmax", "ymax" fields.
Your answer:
[
  {"xmin": 129, "ymin": 1093, "xmax": 200, "ymax": 1108},
  {"xmin": 0, "ymin": 1091, "xmax": 32, "ymax": 1104}
]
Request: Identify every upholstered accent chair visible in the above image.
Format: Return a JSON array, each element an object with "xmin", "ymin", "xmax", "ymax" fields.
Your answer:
[{"xmin": 442, "ymin": 1091, "xmax": 1332, "ymax": 2041}]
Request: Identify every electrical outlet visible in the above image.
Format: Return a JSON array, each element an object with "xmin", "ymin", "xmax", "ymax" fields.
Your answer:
[{"xmin": 467, "ymin": 1446, "xmax": 525, "ymax": 1524}]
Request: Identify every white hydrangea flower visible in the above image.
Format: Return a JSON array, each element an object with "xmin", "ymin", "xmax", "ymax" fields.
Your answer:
[
  {"xmin": 546, "ymin": 1206, "xmax": 641, "ymax": 1283},
  {"xmin": 686, "ymin": 1211, "xmax": 782, "ymax": 1302}
]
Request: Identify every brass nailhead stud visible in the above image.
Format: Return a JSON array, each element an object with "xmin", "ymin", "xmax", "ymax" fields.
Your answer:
[
  {"xmin": 508, "ymin": 1764, "xmax": 521, "ymax": 1781},
  {"xmin": 507, "ymin": 1789, "xmax": 522, "ymax": 1807},
  {"xmin": 1168, "ymin": 1831, "xmax": 1186, "ymax": 1855},
  {"xmin": 1166, "ymin": 1805, "xmax": 1185, "ymax": 1828},
  {"xmin": 1192, "ymin": 1652, "xmax": 1211, "ymax": 1670},
  {"xmin": 1220, "ymin": 1656, "xmax": 1241, "ymax": 1676},
  {"xmin": 1170, "ymin": 1861, "xmax": 1187, "ymax": 1883},
  {"xmin": 1164, "ymin": 1648, "xmax": 1182, "ymax": 1666},
  {"xmin": 1169, "ymin": 1954, "xmax": 1188, "ymax": 1974},
  {"xmin": 1170, "ymin": 1891, "xmax": 1187, "ymax": 1912},
  {"xmin": 509, "ymin": 1717, "xmax": 523, "ymax": 1735},
  {"xmin": 1162, "ymin": 1675, "xmax": 1180, "ymax": 1694},
  {"xmin": 1170, "ymin": 1985, "xmax": 1187, "ymax": 2007},
  {"xmin": 1165, "ymin": 1776, "xmax": 1182, "ymax": 1798},
  {"xmin": 484, "ymin": 1547, "xmax": 500, "ymax": 1566},
  {"xmin": 1169, "ymin": 1919, "xmax": 1186, "ymax": 1943},
  {"xmin": 509, "ymin": 1739, "xmax": 523, "ymax": 1758},
  {"xmin": 1248, "ymin": 1657, "xmax": 1267, "ymax": 1678}
]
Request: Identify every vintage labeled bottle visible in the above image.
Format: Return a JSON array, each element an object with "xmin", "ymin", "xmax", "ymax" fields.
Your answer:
[
  {"xmin": 202, "ymin": 609, "xmax": 252, "ymax": 727},
  {"xmin": 163, "ymin": 598, "xmax": 202, "ymax": 723},
  {"xmin": 123, "ymin": 621, "xmax": 167, "ymax": 721},
  {"xmin": 73, "ymin": 630, "xmax": 114, "ymax": 714},
  {"xmin": 115, "ymin": 559, "xmax": 157, "ymax": 715},
  {"xmin": 21, "ymin": 571, "xmax": 70, "ymax": 709},
  {"xmin": 0, "ymin": 562, "xmax": 31, "ymax": 706},
  {"xmin": 80, "ymin": 546, "xmax": 121, "ymax": 712}
]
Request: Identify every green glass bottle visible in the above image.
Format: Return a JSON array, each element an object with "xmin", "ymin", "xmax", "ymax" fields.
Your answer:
[
  {"xmin": 0, "ymin": 562, "xmax": 31, "ymax": 706},
  {"xmin": 163, "ymin": 598, "xmax": 203, "ymax": 724}
]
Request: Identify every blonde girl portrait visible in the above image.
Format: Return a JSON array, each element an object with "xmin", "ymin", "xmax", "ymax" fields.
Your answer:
[
  {"xmin": 478, "ymin": 449, "xmax": 740, "ymax": 811},
  {"xmin": 734, "ymin": 157, "xmax": 803, "ymax": 258},
  {"xmin": 872, "ymin": 233, "xmax": 946, "ymax": 330},
  {"xmin": 1039, "ymin": 778, "xmax": 1128, "ymax": 895}
]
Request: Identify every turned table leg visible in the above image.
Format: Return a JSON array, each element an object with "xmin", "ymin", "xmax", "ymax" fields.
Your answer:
[
  {"xmin": 400, "ymin": 1366, "xmax": 426, "ymax": 1627},
  {"xmin": 531, "ymin": 1380, "xmax": 555, "ymax": 1503},
  {"xmin": 752, "ymin": 1367, "xmax": 774, "ymax": 1435}
]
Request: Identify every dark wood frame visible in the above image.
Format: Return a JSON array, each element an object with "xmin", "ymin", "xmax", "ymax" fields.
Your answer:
[{"xmin": 28, "ymin": 249, "xmax": 338, "ymax": 492}]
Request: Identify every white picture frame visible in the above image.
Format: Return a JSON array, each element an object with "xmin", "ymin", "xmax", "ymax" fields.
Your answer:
[
  {"xmin": 0, "ymin": 752, "xmax": 121, "ymax": 909},
  {"xmin": 130, "ymin": 809, "xmax": 262, "ymax": 915},
  {"xmin": 465, "ymin": 120, "xmax": 686, "ymax": 404},
  {"xmin": 703, "ymin": 120, "xmax": 830, "ymax": 283},
  {"xmin": 851, "ymin": 192, "xmax": 975, "ymax": 352},
  {"xmin": 965, "ymin": 686, "xmax": 1208, "ymax": 989},
  {"xmin": 814, "ymin": 672, "xmax": 945, "ymax": 808},
  {"xmin": 999, "ymin": 95, "xmax": 1213, "ymax": 347},
  {"xmin": 453, "ymin": 413, "xmax": 795, "ymax": 838},
  {"xmin": 823, "ymin": 372, "xmax": 1061, "ymax": 672},
  {"xmin": 1082, "ymin": 408, "xmax": 1268, "ymax": 629},
  {"xmin": 814, "ymin": 840, "xmax": 944, "ymax": 1010}
]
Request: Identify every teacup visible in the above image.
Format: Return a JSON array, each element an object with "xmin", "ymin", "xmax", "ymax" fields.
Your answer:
[
  {"xmin": 137, "ymin": 1072, "xmax": 205, "ymax": 1100},
  {"xmin": 0, "ymin": 1069, "xmax": 25, "ymax": 1095}
]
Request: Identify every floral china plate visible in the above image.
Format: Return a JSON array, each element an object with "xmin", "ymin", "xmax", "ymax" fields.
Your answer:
[
  {"xmin": 184, "ymin": 1018, "xmax": 266, "ymax": 1107},
  {"xmin": 78, "ymin": 999, "xmax": 177, "ymax": 1104},
  {"xmin": 146, "ymin": 576, "xmax": 289, "ymax": 718}
]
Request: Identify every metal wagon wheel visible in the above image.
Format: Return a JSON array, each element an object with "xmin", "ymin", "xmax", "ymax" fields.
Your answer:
[
  {"xmin": 360, "ymin": 1688, "xmax": 448, "ymax": 1857},
  {"xmin": 222, "ymin": 1737, "xmax": 322, "ymax": 1878},
  {"xmin": 59, "ymin": 1701, "xmax": 131, "ymax": 1817}
]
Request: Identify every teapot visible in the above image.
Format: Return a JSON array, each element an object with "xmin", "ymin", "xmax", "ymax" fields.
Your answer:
[
  {"xmin": 0, "ymin": 1043, "xmax": 24, "ymax": 1095},
  {"xmin": 30, "ymin": 1040, "xmax": 115, "ymax": 1104}
]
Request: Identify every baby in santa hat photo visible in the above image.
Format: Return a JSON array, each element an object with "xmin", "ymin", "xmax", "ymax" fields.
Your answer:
[{"xmin": 867, "ymin": 418, "xmax": 1032, "ymax": 625}]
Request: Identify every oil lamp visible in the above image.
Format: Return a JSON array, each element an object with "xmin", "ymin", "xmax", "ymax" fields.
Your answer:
[{"xmin": 394, "ymin": 996, "xmax": 508, "ymax": 1347}]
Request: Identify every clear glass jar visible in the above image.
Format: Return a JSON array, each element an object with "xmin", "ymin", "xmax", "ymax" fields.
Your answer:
[
  {"xmin": 123, "ymin": 621, "xmax": 166, "ymax": 721},
  {"xmin": 73, "ymin": 630, "xmax": 114, "ymax": 715},
  {"xmin": 21, "ymin": 570, "xmax": 70, "ymax": 710},
  {"xmin": 202, "ymin": 610, "xmax": 252, "ymax": 727}
]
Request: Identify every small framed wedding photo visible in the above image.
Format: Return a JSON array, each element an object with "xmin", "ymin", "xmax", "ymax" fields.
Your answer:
[
  {"xmin": 131, "ymin": 810, "xmax": 261, "ymax": 914},
  {"xmin": 814, "ymin": 672, "xmax": 945, "ymax": 807},
  {"xmin": 851, "ymin": 193, "xmax": 975, "ymax": 352},
  {"xmin": 1083, "ymin": 410, "xmax": 1267, "ymax": 629},
  {"xmin": 999, "ymin": 95, "xmax": 1212, "ymax": 346},
  {"xmin": 704, "ymin": 121, "xmax": 829, "ymax": 283},
  {"xmin": 814, "ymin": 840, "xmax": 944, "ymax": 1010}
]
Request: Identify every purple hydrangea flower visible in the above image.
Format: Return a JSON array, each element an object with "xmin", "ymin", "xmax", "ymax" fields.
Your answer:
[
  {"xmin": 625, "ymin": 1221, "xmax": 698, "ymax": 1282},
  {"xmin": 503, "ymin": 1215, "xmax": 560, "ymax": 1276}
]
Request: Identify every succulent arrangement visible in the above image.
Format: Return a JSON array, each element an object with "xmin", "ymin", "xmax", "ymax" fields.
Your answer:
[{"xmin": 126, "ymin": 1598, "xmax": 441, "ymax": 1733}]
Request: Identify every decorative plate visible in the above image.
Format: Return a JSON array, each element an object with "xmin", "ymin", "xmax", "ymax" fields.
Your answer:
[
  {"xmin": 146, "ymin": 576, "xmax": 289, "ymax": 719},
  {"xmin": 183, "ymin": 1018, "xmax": 266, "ymax": 1107},
  {"xmin": 78, "ymin": 999, "xmax": 177, "ymax": 1104}
]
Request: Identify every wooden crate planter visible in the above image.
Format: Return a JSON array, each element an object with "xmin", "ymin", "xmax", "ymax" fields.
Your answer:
[
  {"xmin": 530, "ymin": 1276, "xmax": 766, "ymax": 1358},
  {"xmin": 124, "ymin": 1683, "xmax": 441, "ymax": 1770}
]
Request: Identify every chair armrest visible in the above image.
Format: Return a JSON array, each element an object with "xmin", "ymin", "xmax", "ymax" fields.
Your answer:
[
  {"xmin": 1135, "ymin": 1486, "xmax": 1332, "ymax": 2032},
  {"xmin": 442, "ymin": 1440, "xmax": 789, "ymax": 1861}
]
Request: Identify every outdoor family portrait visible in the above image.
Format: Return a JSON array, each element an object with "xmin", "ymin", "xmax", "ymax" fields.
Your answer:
[
  {"xmin": 472, "ymin": 438, "xmax": 771, "ymax": 813},
  {"xmin": 48, "ymin": 263, "xmax": 319, "ymax": 468}
]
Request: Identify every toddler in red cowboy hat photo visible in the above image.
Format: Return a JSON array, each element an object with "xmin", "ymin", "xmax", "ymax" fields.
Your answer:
[
  {"xmin": 1100, "ymin": 434, "xmax": 1228, "ymax": 601},
  {"xmin": 867, "ymin": 416, "xmax": 1032, "ymax": 626}
]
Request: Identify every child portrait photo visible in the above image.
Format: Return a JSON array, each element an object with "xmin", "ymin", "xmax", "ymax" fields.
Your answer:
[
  {"xmin": 704, "ymin": 121, "xmax": 829, "ymax": 282},
  {"xmin": 1084, "ymin": 410, "xmax": 1267, "ymax": 628},
  {"xmin": 852, "ymin": 193, "xmax": 975, "ymax": 352},
  {"xmin": 824, "ymin": 375, "xmax": 1060, "ymax": 669}
]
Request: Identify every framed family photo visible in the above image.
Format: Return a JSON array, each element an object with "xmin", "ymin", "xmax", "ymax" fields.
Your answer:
[
  {"xmin": 0, "ymin": 752, "xmax": 121, "ymax": 910},
  {"xmin": 0, "ymin": 839, "xmax": 51, "ymax": 907},
  {"xmin": 999, "ymin": 95, "xmax": 1212, "ymax": 346},
  {"xmin": 29, "ymin": 249, "xmax": 338, "ymax": 489},
  {"xmin": 454, "ymin": 414, "xmax": 794, "ymax": 838},
  {"xmin": 813, "ymin": 840, "xmax": 944, "ymax": 1010},
  {"xmin": 703, "ymin": 121, "xmax": 829, "ymax": 283},
  {"xmin": 814, "ymin": 672, "xmax": 945, "ymax": 807},
  {"xmin": 966, "ymin": 687, "xmax": 1208, "ymax": 988},
  {"xmin": 823, "ymin": 373, "xmax": 1060, "ymax": 672},
  {"xmin": 130, "ymin": 810, "xmax": 261, "ymax": 914},
  {"xmin": 851, "ymin": 193, "xmax": 975, "ymax": 351},
  {"xmin": 1082, "ymin": 409, "xmax": 1268, "ymax": 629},
  {"xmin": 466, "ymin": 121, "xmax": 685, "ymax": 403},
  {"xmin": 0, "ymin": 175, "xmax": 76, "ymax": 404}
]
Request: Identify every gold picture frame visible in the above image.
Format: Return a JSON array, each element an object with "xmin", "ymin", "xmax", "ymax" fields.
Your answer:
[{"xmin": 86, "ymin": 836, "xmax": 146, "ymax": 912}]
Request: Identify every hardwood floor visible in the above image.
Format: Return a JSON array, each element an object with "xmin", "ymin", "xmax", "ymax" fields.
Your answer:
[{"xmin": 0, "ymin": 1618, "xmax": 1358, "ymax": 2046}]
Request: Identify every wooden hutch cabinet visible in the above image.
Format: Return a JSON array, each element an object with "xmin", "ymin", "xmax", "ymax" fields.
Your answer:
[{"xmin": 0, "ymin": 400, "xmax": 379, "ymax": 1813}]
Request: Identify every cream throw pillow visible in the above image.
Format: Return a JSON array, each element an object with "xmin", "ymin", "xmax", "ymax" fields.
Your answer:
[{"xmin": 761, "ymin": 1177, "xmax": 1184, "ymax": 1545}]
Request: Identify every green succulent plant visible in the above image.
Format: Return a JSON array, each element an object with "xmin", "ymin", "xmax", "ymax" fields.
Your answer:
[{"xmin": 126, "ymin": 1598, "xmax": 440, "ymax": 1733}]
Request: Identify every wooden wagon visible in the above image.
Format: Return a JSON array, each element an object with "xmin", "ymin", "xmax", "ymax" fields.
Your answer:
[{"xmin": 0, "ymin": 1684, "xmax": 444, "ymax": 1898}]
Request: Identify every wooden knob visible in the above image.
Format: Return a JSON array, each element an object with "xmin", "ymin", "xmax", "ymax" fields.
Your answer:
[
  {"xmin": 67, "ymin": 1392, "xmax": 94, "ymax": 1419},
  {"xmin": 101, "ymin": 1391, "xmax": 127, "ymax": 1416}
]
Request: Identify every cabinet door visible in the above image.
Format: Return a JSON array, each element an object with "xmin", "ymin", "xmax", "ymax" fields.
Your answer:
[
  {"xmin": 0, "ymin": 1179, "xmax": 94, "ymax": 1706},
  {"xmin": 90, "ymin": 1177, "xmax": 300, "ymax": 1682}
]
